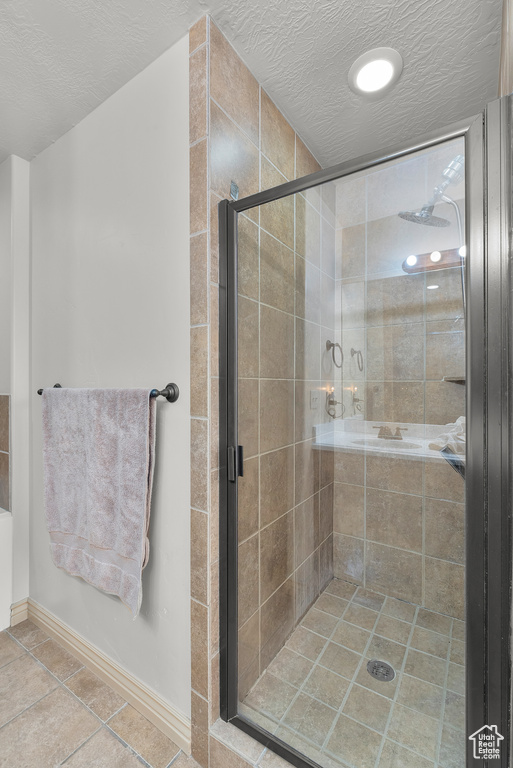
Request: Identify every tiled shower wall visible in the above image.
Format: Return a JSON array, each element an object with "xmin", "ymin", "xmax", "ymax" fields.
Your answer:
[
  {"xmin": 236, "ymin": 162, "xmax": 339, "ymax": 701},
  {"xmin": 0, "ymin": 396, "xmax": 9, "ymax": 510},
  {"xmin": 189, "ymin": 16, "xmax": 334, "ymax": 766},
  {"xmin": 332, "ymin": 147, "xmax": 465, "ymax": 620}
]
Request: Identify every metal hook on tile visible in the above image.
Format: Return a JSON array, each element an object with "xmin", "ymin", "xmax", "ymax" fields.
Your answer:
[{"xmin": 326, "ymin": 340, "xmax": 343, "ymax": 369}]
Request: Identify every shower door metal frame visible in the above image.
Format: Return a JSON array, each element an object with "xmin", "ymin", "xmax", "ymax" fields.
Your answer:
[{"xmin": 219, "ymin": 97, "xmax": 512, "ymax": 768}]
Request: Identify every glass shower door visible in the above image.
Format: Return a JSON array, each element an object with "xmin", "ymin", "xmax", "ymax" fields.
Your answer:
[{"xmin": 220, "ymin": 101, "xmax": 510, "ymax": 768}]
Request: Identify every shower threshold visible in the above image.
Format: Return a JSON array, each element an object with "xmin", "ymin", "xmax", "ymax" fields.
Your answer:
[{"xmin": 240, "ymin": 579, "xmax": 465, "ymax": 768}]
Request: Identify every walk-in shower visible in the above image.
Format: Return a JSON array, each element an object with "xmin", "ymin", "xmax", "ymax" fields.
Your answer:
[{"xmin": 219, "ymin": 100, "xmax": 511, "ymax": 768}]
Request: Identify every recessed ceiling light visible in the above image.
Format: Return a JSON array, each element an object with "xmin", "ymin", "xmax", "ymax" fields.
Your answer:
[{"xmin": 348, "ymin": 48, "xmax": 403, "ymax": 98}]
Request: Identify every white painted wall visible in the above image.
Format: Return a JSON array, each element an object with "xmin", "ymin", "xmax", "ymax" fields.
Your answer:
[
  {"xmin": 30, "ymin": 36, "xmax": 191, "ymax": 717},
  {"xmin": 0, "ymin": 158, "xmax": 12, "ymax": 394},
  {"xmin": 0, "ymin": 155, "xmax": 30, "ymax": 624}
]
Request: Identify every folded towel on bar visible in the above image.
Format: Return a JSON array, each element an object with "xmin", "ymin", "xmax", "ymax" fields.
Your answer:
[
  {"xmin": 428, "ymin": 415, "xmax": 466, "ymax": 456},
  {"xmin": 42, "ymin": 388, "xmax": 156, "ymax": 618}
]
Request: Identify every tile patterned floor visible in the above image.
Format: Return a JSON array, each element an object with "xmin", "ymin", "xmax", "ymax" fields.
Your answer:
[
  {"xmin": 240, "ymin": 579, "xmax": 465, "ymax": 768},
  {"xmin": 0, "ymin": 619, "xmax": 193, "ymax": 768}
]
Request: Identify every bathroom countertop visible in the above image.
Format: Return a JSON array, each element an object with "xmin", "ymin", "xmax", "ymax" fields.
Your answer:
[{"xmin": 313, "ymin": 419, "xmax": 465, "ymax": 463}]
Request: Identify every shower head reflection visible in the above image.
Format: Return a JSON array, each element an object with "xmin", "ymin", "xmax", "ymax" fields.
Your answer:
[{"xmin": 398, "ymin": 204, "xmax": 450, "ymax": 227}]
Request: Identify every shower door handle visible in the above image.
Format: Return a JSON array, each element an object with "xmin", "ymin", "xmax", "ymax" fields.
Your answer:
[{"xmin": 227, "ymin": 445, "xmax": 244, "ymax": 482}]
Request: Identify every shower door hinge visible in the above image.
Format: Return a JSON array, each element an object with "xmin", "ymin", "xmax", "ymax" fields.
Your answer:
[{"xmin": 227, "ymin": 445, "xmax": 244, "ymax": 482}]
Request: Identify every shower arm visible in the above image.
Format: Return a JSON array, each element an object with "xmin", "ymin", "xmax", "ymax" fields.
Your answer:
[{"xmin": 440, "ymin": 193, "xmax": 466, "ymax": 317}]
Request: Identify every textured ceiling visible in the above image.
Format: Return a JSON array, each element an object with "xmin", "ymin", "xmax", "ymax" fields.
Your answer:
[{"xmin": 0, "ymin": 0, "xmax": 503, "ymax": 167}]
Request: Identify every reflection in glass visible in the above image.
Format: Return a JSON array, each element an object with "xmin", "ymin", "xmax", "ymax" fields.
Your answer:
[{"xmin": 236, "ymin": 137, "xmax": 466, "ymax": 768}]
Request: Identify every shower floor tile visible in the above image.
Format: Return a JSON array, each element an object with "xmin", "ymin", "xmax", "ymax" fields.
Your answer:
[
  {"xmin": 240, "ymin": 579, "xmax": 465, "ymax": 768},
  {"xmin": 0, "ymin": 620, "xmax": 185, "ymax": 768}
]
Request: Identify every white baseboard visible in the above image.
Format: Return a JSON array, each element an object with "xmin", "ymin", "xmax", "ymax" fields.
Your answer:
[
  {"xmin": 10, "ymin": 598, "xmax": 29, "ymax": 626},
  {"xmin": 26, "ymin": 598, "xmax": 191, "ymax": 753}
]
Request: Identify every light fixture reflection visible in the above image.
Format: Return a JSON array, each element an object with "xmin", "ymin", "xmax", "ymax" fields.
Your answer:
[
  {"xmin": 430, "ymin": 251, "xmax": 442, "ymax": 262},
  {"xmin": 427, "ymin": 284, "xmax": 439, "ymax": 290}
]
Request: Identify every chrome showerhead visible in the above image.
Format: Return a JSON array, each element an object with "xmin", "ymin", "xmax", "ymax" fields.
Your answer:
[{"xmin": 398, "ymin": 204, "xmax": 451, "ymax": 227}]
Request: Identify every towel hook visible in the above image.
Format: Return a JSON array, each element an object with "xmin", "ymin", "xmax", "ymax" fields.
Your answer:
[
  {"xmin": 326, "ymin": 340, "xmax": 343, "ymax": 369},
  {"xmin": 351, "ymin": 348, "xmax": 364, "ymax": 372}
]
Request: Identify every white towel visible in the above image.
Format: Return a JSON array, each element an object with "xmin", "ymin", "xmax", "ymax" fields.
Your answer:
[
  {"xmin": 41, "ymin": 388, "xmax": 156, "ymax": 618},
  {"xmin": 428, "ymin": 416, "xmax": 466, "ymax": 455}
]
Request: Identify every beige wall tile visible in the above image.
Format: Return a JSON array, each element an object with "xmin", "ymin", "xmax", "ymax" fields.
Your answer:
[
  {"xmin": 366, "ymin": 455, "xmax": 423, "ymax": 495},
  {"xmin": 260, "ymin": 306, "xmax": 295, "ymax": 380},
  {"xmin": 189, "ymin": 16, "xmax": 207, "ymax": 54},
  {"xmin": 424, "ymin": 557, "xmax": 464, "ymax": 620},
  {"xmin": 295, "ymin": 439, "xmax": 320, "ymax": 505},
  {"xmin": 191, "ymin": 509, "xmax": 208, "ymax": 603},
  {"xmin": 294, "ymin": 380, "xmax": 322, "ymax": 443},
  {"xmin": 365, "ymin": 381, "xmax": 425, "ymax": 424},
  {"xmin": 191, "ymin": 326, "xmax": 209, "ymax": 418},
  {"xmin": 0, "ymin": 453, "xmax": 9, "ymax": 511},
  {"xmin": 334, "ymin": 482, "xmax": 364, "ymax": 538},
  {"xmin": 209, "ymin": 21, "xmax": 259, "ymax": 146},
  {"xmin": 191, "ymin": 418, "xmax": 209, "ymax": 511},
  {"xmin": 367, "ymin": 323, "xmax": 425, "ymax": 381},
  {"xmin": 260, "ymin": 446, "xmax": 294, "ymax": 528},
  {"xmin": 238, "ymin": 457, "xmax": 259, "ymax": 542},
  {"xmin": 366, "ymin": 488, "xmax": 422, "ymax": 552},
  {"xmin": 294, "ymin": 496, "xmax": 319, "ymax": 567},
  {"xmin": 238, "ymin": 296, "xmax": 259, "ymax": 379},
  {"xmin": 366, "ymin": 273, "xmax": 425, "ymax": 327},
  {"xmin": 239, "ymin": 378, "xmax": 259, "ymax": 458},
  {"xmin": 425, "ymin": 267, "xmax": 464, "ymax": 321},
  {"xmin": 190, "ymin": 46, "xmax": 207, "ymax": 144},
  {"xmin": 295, "ymin": 552, "xmax": 320, "ymax": 621},
  {"xmin": 295, "ymin": 136, "xmax": 321, "ymax": 178},
  {"xmin": 367, "ymin": 156, "xmax": 426, "ymax": 222},
  {"xmin": 238, "ymin": 611, "xmax": 260, "ymax": 699},
  {"xmin": 0, "ymin": 397, "xmax": 8, "ymax": 453},
  {"xmin": 295, "ymin": 318, "xmax": 321, "ymax": 381},
  {"xmin": 210, "ymin": 736, "xmax": 255, "ymax": 768},
  {"xmin": 319, "ymin": 483, "xmax": 333, "ymax": 543},
  {"xmin": 295, "ymin": 255, "xmax": 321, "ymax": 325},
  {"xmin": 191, "ymin": 600, "xmax": 209, "ymax": 699},
  {"xmin": 425, "ymin": 457, "xmax": 465, "ymax": 502},
  {"xmin": 333, "ymin": 533, "xmax": 364, "ymax": 584},
  {"xmin": 210, "ymin": 192, "xmax": 222, "ymax": 283},
  {"xmin": 365, "ymin": 541, "xmax": 422, "ymax": 603},
  {"xmin": 239, "ymin": 534, "xmax": 260, "ymax": 626},
  {"xmin": 341, "ymin": 223, "xmax": 365, "ymax": 280},
  {"xmin": 319, "ymin": 534, "xmax": 333, "ymax": 589},
  {"xmin": 260, "ymin": 230, "xmax": 294, "ymax": 314},
  {"xmin": 260, "ymin": 578, "xmax": 295, "ymax": 669},
  {"xmin": 190, "ymin": 233, "xmax": 208, "ymax": 326},
  {"xmin": 260, "ymin": 380, "xmax": 294, "ymax": 453},
  {"xmin": 261, "ymin": 90, "xmax": 295, "ymax": 181},
  {"xmin": 336, "ymin": 176, "xmax": 366, "ymax": 229},
  {"xmin": 191, "ymin": 691, "xmax": 209, "ymax": 768},
  {"xmin": 425, "ymin": 498, "xmax": 464, "ymax": 564},
  {"xmin": 426, "ymin": 318, "xmax": 465, "ymax": 381},
  {"xmin": 190, "ymin": 139, "xmax": 208, "ymax": 235},
  {"xmin": 260, "ymin": 512, "xmax": 294, "ymax": 601},
  {"xmin": 260, "ymin": 158, "xmax": 294, "ymax": 249},
  {"xmin": 334, "ymin": 451, "xmax": 364, "ymax": 485},
  {"xmin": 238, "ymin": 214, "xmax": 260, "ymax": 301},
  {"xmin": 210, "ymin": 102, "xmax": 259, "ymax": 201},
  {"xmin": 425, "ymin": 381, "xmax": 465, "ymax": 425},
  {"xmin": 210, "ymin": 377, "xmax": 220, "ymax": 471}
]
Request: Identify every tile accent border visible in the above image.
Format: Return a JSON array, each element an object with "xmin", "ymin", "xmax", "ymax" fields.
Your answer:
[{"xmin": 19, "ymin": 598, "xmax": 191, "ymax": 753}]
